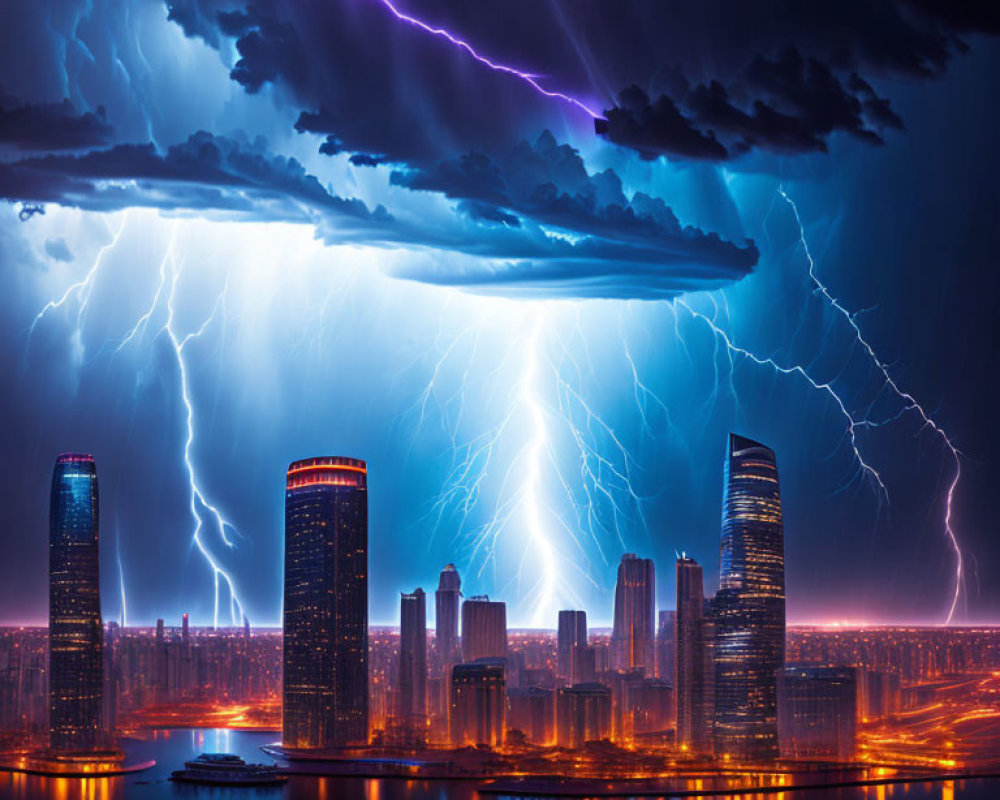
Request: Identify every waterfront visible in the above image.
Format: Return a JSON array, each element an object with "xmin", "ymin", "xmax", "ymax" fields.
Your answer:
[{"xmin": 0, "ymin": 730, "xmax": 996, "ymax": 800}]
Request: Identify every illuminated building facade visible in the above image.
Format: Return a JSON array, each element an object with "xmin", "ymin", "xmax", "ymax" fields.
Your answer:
[
  {"xmin": 714, "ymin": 434, "xmax": 785, "ymax": 761},
  {"xmin": 399, "ymin": 588, "xmax": 427, "ymax": 725},
  {"xmin": 283, "ymin": 456, "xmax": 369, "ymax": 749},
  {"xmin": 676, "ymin": 556, "xmax": 712, "ymax": 754},
  {"xmin": 449, "ymin": 661, "xmax": 506, "ymax": 747},
  {"xmin": 507, "ymin": 686, "xmax": 555, "ymax": 744},
  {"xmin": 626, "ymin": 678, "xmax": 673, "ymax": 738},
  {"xmin": 778, "ymin": 666, "xmax": 857, "ymax": 760},
  {"xmin": 435, "ymin": 564, "xmax": 461, "ymax": 671},
  {"xmin": 461, "ymin": 597, "xmax": 507, "ymax": 662},
  {"xmin": 611, "ymin": 554, "xmax": 655, "ymax": 675},
  {"xmin": 557, "ymin": 610, "xmax": 587, "ymax": 684},
  {"xmin": 556, "ymin": 683, "xmax": 611, "ymax": 748},
  {"xmin": 49, "ymin": 453, "xmax": 104, "ymax": 752}
]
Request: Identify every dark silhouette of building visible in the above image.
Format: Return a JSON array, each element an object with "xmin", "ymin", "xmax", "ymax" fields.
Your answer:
[
  {"xmin": 557, "ymin": 610, "xmax": 587, "ymax": 684},
  {"xmin": 282, "ymin": 456, "xmax": 369, "ymax": 749},
  {"xmin": 49, "ymin": 453, "xmax": 104, "ymax": 752},
  {"xmin": 556, "ymin": 683, "xmax": 611, "ymax": 748},
  {"xmin": 778, "ymin": 666, "xmax": 857, "ymax": 760},
  {"xmin": 611, "ymin": 554, "xmax": 655, "ymax": 675},
  {"xmin": 435, "ymin": 564, "xmax": 461, "ymax": 670},
  {"xmin": 656, "ymin": 609, "xmax": 676, "ymax": 682},
  {"xmin": 506, "ymin": 686, "xmax": 555, "ymax": 744},
  {"xmin": 449, "ymin": 661, "xmax": 506, "ymax": 747},
  {"xmin": 676, "ymin": 555, "xmax": 712, "ymax": 754},
  {"xmin": 626, "ymin": 678, "xmax": 673, "ymax": 738},
  {"xmin": 714, "ymin": 434, "xmax": 786, "ymax": 762},
  {"xmin": 461, "ymin": 597, "xmax": 507, "ymax": 662},
  {"xmin": 399, "ymin": 588, "xmax": 427, "ymax": 727}
]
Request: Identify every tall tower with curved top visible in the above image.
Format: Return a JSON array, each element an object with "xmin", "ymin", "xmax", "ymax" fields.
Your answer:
[
  {"xmin": 49, "ymin": 453, "xmax": 104, "ymax": 752},
  {"xmin": 714, "ymin": 434, "xmax": 785, "ymax": 761},
  {"xmin": 283, "ymin": 456, "xmax": 368, "ymax": 749}
]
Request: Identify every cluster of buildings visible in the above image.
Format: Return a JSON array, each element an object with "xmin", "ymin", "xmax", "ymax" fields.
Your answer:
[
  {"xmin": 282, "ymin": 435, "xmax": 793, "ymax": 762},
  {"xmin": 13, "ymin": 435, "xmax": 1000, "ymax": 769}
]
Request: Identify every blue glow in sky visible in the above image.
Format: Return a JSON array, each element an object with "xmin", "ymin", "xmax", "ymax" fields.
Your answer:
[{"xmin": 0, "ymin": 0, "xmax": 997, "ymax": 628}]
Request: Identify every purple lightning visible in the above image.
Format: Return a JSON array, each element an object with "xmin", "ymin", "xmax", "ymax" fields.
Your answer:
[{"xmin": 373, "ymin": 0, "xmax": 602, "ymax": 119}]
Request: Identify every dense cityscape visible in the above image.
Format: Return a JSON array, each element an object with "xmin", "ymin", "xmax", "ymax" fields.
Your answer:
[{"xmin": 2, "ymin": 436, "xmax": 999, "ymax": 795}]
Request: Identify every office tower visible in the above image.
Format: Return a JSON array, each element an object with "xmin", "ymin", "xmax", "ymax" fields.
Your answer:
[
  {"xmin": 556, "ymin": 684, "xmax": 612, "ymax": 748},
  {"xmin": 283, "ymin": 456, "xmax": 369, "ymax": 749},
  {"xmin": 778, "ymin": 666, "xmax": 857, "ymax": 760},
  {"xmin": 103, "ymin": 622, "xmax": 119, "ymax": 738},
  {"xmin": 399, "ymin": 588, "xmax": 428, "ymax": 725},
  {"xmin": 181, "ymin": 613, "xmax": 189, "ymax": 644},
  {"xmin": 461, "ymin": 597, "xmax": 507, "ymax": 662},
  {"xmin": 507, "ymin": 687, "xmax": 555, "ymax": 745},
  {"xmin": 714, "ymin": 434, "xmax": 786, "ymax": 761},
  {"xmin": 656, "ymin": 610, "xmax": 676, "ymax": 682},
  {"xmin": 154, "ymin": 618, "xmax": 168, "ymax": 701},
  {"xmin": 611, "ymin": 554, "xmax": 655, "ymax": 675},
  {"xmin": 435, "ymin": 564, "xmax": 461, "ymax": 670},
  {"xmin": 449, "ymin": 662, "xmax": 506, "ymax": 747},
  {"xmin": 49, "ymin": 453, "xmax": 104, "ymax": 752},
  {"xmin": 627, "ymin": 678, "xmax": 674, "ymax": 737},
  {"xmin": 557, "ymin": 610, "xmax": 587, "ymax": 683},
  {"xmin": 243, "ymin": 615, "xmax": 251, "ymax": 639},
  {"xmin": 676, "ymin": 556, "xmax": 712, "ymax": 754}
]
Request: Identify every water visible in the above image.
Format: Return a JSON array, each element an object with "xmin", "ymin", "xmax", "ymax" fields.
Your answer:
[{"xmin": 0, "ymin": 730, "xmax": 993, "ymax": 800}]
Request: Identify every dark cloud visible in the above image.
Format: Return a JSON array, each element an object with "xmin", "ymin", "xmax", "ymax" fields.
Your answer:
[
  {"xmin": 43, "ymin": 236, "xmax": 73, "ymax": 262},
  {"xmin": 385, "ymin": 131, "xmax": 757, "ymax": 299},
  {"xmin": 349, "ymin": 153, "xmax": 387, "ymax": 168},
  {"xmin": 598, "ymin": 49, "xmax": 904, "ymax": 160},
  {"xmin": 0, "ymin": 130, "xmax": 387, "ymax": 225},
  {"xmin": 0, "ymin": 96, "xmax": 113, "ymax": 151}
]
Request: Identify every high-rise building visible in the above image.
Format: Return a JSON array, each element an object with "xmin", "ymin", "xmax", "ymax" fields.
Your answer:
[
  {"xmin": 676, "ymin": 556, "xmax": 712, "ymax": 754},
  {"xmin": 556, "ymin": 684, "xmax": 612, "ymax": 748},
  {"xmin": 611, "ymin": 554, "xmax": 655, "ymax": 675},
  {"xmin": 506, "ymin": 687, "xmax": 555, "ymax": 745},
  {"xmin": 399, "ymin": 588, "xmax": 427, "ymax": 725},
  {"xmin": 49, "ymin": 452, "xmax": 104, "ymax": 752},
  {"xmin": 626, "ymin": 678, "xmax": 674, "ymax": 738},
  {"xmin": 778, "ymin": 666, "xmax": 857, "ymax": 760},
  {"xmin": 557, "ymin": 610, "xmax": 587, "ymax": 683},
  {"xmin": 461, "ymin": 597, "xmax": 507, "ymax": 663},
  {"xmin": 656, "ymin": 610, "xmax": 676, "ymax": 682},
  {"xmin": 449, "ymin": 661, "xmax": 506, "ymax": 747},
  {"xmin": 435, "ymin": 564, "xmax": 461, "ymax": 670},
  {"xmin": 283, "ymin": 456, "xmax": 369, "ymax": 749},
  {"xmin": 714, "ymin": 434, "xmax": 786, "ymax": 762}
]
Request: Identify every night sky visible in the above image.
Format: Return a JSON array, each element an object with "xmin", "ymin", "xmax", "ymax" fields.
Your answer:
[{"xmin": 0, "ymin": 1, "xmax": 998, "ymax": 629}]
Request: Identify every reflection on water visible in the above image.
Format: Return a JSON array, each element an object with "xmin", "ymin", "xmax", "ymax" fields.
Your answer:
[{"xmin": 0, "ymin": 731, "xmax": 994, "ymax": 800}]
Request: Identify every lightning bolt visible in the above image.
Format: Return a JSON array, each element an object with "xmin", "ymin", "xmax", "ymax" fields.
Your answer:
[
  {"xmin": 30, "ymin": 216, "xmax": 245, "ymax": 629},
  {"xmin": 778, "ymin": 186, "xmax": 965, "ymax": 623},
  {"xmin": 372, "ymin": 0, "xmax": 601, "ymax": 119},
  {"xmin": 417, "ymin": 305, "xmax": 649, "ymax": 625}
]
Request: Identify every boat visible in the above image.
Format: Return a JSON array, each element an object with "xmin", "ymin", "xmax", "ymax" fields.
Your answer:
[{"xmin": 170, "ymin": 752, "xmax": 288, "ymax": 786}]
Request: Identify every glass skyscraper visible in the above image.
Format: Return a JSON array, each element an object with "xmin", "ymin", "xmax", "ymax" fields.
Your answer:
[
  {"xmin": 676, "ymin": 555, "xmax": 712, "ymax": 754},
  {"xmin": 435, "ymin": 563, "xmax": 461, "ymax": 671},
  {"xmin": 49, "ymin": 453, "xmax": 104, "ymax": 752},
  {"xmin": 610, "ymin": 554, "xmax": 655, "ymax": 675},
  {"xmin": 714, "ymin": 434, "xmax": 786, "ymax": 761},
  {"xmin": 283, "ymin": 456, "xmax": 369, "ymax": 749},
  {"xmin": 399, "ymin": 588, "xmax": 427, "ymax": 724}
]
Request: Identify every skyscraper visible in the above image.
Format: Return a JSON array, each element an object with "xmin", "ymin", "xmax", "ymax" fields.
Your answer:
[
  {"xmin": 557, "ymin": 610, "xmax": 587, "ymax": 683},
  {"xmin": 461, "ymin": 596, "xmax": 507, "ymax": 662},
  {"xmin": 676, "ymin": 556, "xmax": 712, "ymax": 754},
  {"xmin": 656, "ymin": 610, "xmax": 676, "ymax": 682},
  {"xmin": 611, "ymin": 554, "xmax": 655, "ymax": 675},
  {"xmin": 435, "ymin": 564, "xmax": 461, "ymax": 670},
  {"xmin": 449, "ymin": 661, "xmax": 506, "ymax": 747},
  {"xmin": 49, "ymin": 453, "xmax": 104, "ymax": 752},
  {"xmin": 399, "ymin": 588, "xmax": 427, "ymax": 725},
  {"xmin": 714, "ymin": 434, "xmax": 786, "ymax": 762},
  {"xmin": 283, "ymin": 456, "xmax": 369, "ymax": 749}
]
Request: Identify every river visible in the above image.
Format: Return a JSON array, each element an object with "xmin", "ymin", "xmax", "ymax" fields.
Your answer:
[{"xmin": 0, "ymin": 730, "xmax": 993, "ymax": 800}]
